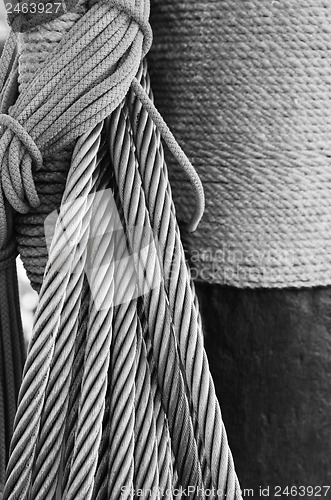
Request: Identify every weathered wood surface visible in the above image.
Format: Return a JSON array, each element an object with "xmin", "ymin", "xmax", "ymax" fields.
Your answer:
[{"xmin": 196, "ymin": 283, "xmax": 331, "ymax": 490}]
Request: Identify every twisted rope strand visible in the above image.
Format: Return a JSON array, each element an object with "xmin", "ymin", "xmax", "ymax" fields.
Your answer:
[
  {"xmin": 0, "ymin": 2, "xmax": 243, "ymax": 499},
  {"xmin": 3, "ymin": 122, "xmax": 104, "ymax": 500},
  {"xmin": 61, "ymin": 138, "xmax": 115, "ymax": 500},
  {"xmin": 132, "ymin": 314, "xmax": 160, "ymax": 500},
  {"xmin": 128, "ymin": 61, "xmax": 242, "ymax": 498},
  {"xmin": 105, "ymin": 300, "xmax": 136, "ymax": 499},
  {"xmin": 107, "ymin": 101, "xmax": 205, "ymax": 495},
  {"xmin": 62, "ymin": 281, "xmax": 90, "ymax": 493},
  {"xmin": 0, "ymin": 0, "xmax": 150, "ymax": 247},
  {"xmin": 29, "ymin": 125, "xmax": 107, "ymax": 500}
]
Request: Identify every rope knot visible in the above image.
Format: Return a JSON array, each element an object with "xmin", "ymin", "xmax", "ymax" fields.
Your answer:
[
  {"xmin": 0, "ymin": 114, "xmax": 41, "ymax": 215},
  {"xmin": 0, "ymin": 0, "xmax": 154, "ymax": 247}
]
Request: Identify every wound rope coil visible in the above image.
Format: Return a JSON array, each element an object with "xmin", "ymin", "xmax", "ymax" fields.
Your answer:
[
  {"xmin": 0, "ymin": 1, "xmax": 241, "ymax": 499},
  {"xmin": 148, "ymin": 0, "xmax": 331, "ymax": 288}
]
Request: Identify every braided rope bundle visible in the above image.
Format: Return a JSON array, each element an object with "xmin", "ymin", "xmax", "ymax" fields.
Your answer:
[
  {"xmin": 0, "ymin": 1, "xmax": 242, "ymax": 499},
  {"xmin": 148, "ymin": 0, "xmax": 331, "ymax": 288}
]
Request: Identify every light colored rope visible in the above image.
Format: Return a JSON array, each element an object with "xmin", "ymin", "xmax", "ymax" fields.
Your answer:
[
  {"xmin": 107, "ymin": 100, "xmax": 206, "ymax": 495},
  {"xmin": 143, "ymin": 317, "xmax": 174, "ymax": 498},
  {"xmin": 148, "ymin": 0, "xmax": 331, "ymax": 288},
  {"xmin": 128, "ymin": 59, "xmax": 242, "ymax": 497},
  {"xmin": 131, "ymin": 312, "xmax": 160, "ymax": 499},
  {"xmin": 3, "ymin": 122, "xmax": 105, "ymax": 500},
  {"xmin": 0, "ymin": 0, "xmax": 152, "ymax": 245},
  {"xmin": 1, "ymin": 1, "xmax": 242, "ymax": 499},
  {"xmin": 30, "ymin": 126, "xmax": 108, "ymax": 500}
]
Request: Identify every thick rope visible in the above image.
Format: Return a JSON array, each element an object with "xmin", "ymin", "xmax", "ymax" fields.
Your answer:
[
  {"xmin": 0, "ymin": 1, "xmax": 242, "ymax": 499},
  {"xmin": 3, "ymin": 123, "xmax": 106, "ymax": 500},
  {"xmin": 0, "ymin": 0, "xmax": 152, "ymax": 246},
  {"xmin": 109, "ymin": 60, "xmax": 241, "ymax": 497},
  {"xmin": 131, "ymin": 62, "xmax": 240, "ymax": 495},
  {"xmin": 30, "ymin": 127, "xmax": 108, "ymax": 500},
  {"xmin": 108, "ymin": 100, "xmax": 206, "ymax": 494}
]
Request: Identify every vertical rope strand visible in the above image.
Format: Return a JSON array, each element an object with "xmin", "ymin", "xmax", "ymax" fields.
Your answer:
[
  {"xmin": 1, "ymin": 2, "xmax": 243, "ymax": 499},
  {"xmin": 129, "ymin": 60, "xmax": 242, "ymax": 498},
  {"xmin": 107, "ymin": 101, "xmax": 205, "ymax": 496}
]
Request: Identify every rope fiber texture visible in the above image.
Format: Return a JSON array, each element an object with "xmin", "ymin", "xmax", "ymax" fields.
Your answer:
[
  {"xmin": 0, "ymin": 1, "xmax": 241, "ymax": 499},
  {"xmin": 148, "ymin": 0, "xmax": 331, "ymax": 288}
]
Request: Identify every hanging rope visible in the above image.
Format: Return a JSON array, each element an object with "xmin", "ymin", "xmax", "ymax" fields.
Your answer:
[
  {"xmin": 0, "ymin": 1, "xmax": 242, "ymax": 499},
  {"xmin": 128, "ymin": 61, "xmax": 240, "ymax": 494},
  {"xmin": 0, "ymin": 236, "xmax": 25, "ymax": 493}
]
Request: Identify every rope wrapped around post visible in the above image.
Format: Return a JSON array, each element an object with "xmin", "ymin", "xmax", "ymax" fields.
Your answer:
[
  {"xmin": 148, "ymin": 0, "xmax": 331, "ymax": 288},
  {"xmin": 0, "ymin": 1, "xmax": 241, "ymax": 499}
]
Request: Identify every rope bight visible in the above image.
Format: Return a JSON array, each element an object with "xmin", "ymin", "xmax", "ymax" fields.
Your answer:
[{"xmin": 0, "ymin": 1, "xmax": 242, "ymax": 499}]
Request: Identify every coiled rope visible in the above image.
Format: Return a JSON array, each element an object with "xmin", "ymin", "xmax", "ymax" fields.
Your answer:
[
  {"xmin": 0, "ymin": 1, "xmax": 241, "ymax": 499},
  {"xmin": 128, "ymin": 62, "xmax": 239, "ymax": 494},
  {"xmin": 148, "ymin": 0, "xmax": 331, "ymax": 288}
]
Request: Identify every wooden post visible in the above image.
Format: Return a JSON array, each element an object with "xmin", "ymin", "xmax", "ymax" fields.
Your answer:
[{"xmin": 196, "ymin": 283, "xmax": 331, "ymax": 490}]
